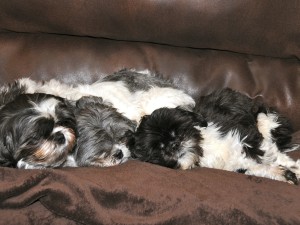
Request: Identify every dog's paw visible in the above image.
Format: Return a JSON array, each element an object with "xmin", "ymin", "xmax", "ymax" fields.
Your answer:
[{"xmin": 284, "ymin": 170, "xmax": 298, "ymax": 185}]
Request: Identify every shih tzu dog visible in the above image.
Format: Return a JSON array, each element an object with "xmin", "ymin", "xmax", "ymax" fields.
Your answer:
[
  {"xmin": 71, "ymin": 96, "xmax": 136, "ymax": 167},
  {"xmin": 0, "ymin": 82, "xmax": 77, "ymax": 169},
  {"xmin": 129, "ymin": 88, "xmax": 300, "ymax": 184},
  {"xmin": 18, "ymin": 69, "xmax": 195, "ymax": 123}
]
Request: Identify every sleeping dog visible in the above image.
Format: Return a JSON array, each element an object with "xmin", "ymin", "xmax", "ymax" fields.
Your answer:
[
  {"xmin": 129, "ymin": 88, "xmax": 300, "ymax": 184},
  {"xmin": 0, "ymin": 82, "xmax": 76, "ymax": 168},
  {"xmin": 71, "ymin": 96, "xmax": 136, "ymax": 167}
]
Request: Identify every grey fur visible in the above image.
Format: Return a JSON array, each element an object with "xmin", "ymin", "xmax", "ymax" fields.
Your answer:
[
  {"xmin": 73, "ymin": 96, "xmax": 137, "ymax": 167},
  {"xmin": 101, "ymin": 69, "xmax": 174, "ymax": 93}
]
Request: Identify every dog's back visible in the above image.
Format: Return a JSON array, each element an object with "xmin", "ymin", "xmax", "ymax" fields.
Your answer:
[
  {"xmin": 195, "ymin": 88, "xmax": 297, "ymax": 157},
  {"xmin": 195, "ymin": 88, "xmax": 265, "ymax": 160},
  {"xmin": 101, "ymin": 69, "xmax": 173, "ymax": 92}
]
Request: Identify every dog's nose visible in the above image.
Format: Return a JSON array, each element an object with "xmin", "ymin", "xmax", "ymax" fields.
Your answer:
[
  {"xmin": 53, "ymin": 132, "xmax": 66, "ymax": 144},
  {"xmin": 114, "ymin": 150, "xmax": 124, "ymax": 159}
]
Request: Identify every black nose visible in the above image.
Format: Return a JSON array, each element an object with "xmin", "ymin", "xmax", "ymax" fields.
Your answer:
[
  {"xmin": 114, "ymin": 150, "xmax": 124, "ymax": 159},
  {"xmin": 53, "ymin": 132, "xmax": 66, "ymax": 144}
]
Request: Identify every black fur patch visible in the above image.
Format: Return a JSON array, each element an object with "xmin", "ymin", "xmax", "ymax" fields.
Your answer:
[
  {"xmin": 195, "ymin": 88, "xmax": 265, "ymax": 161},
  {"xmin": 283, "ymin": 170, "xmax": 298, "ymax": 185},
  {"xmin": 236, "ymin": 169, "xmax": 247, "ymax": 174}
]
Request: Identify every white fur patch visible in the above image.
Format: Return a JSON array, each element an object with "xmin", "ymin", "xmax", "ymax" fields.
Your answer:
[
  {"xmin": 198, "ymin": 123, "xmax": 246, "ymax": 171},
  {"xmin": 18, "ymin": 78, "xmax": 39, "ymax": 93},
  {"xmin": 76, "ymin": 81, "xmax": 142, "ymax": 122},
  {"xmin": 32, "ymin": 97, "xmax": 60, "ymax": 120},
  {"xmin": 63, "ymin": 155, "xmax": 78, "ymax": 167},
  {"xmin": 19, "ymin": 78, "xmax": 195, "ymax": 123},
  {"xmin": 136, "ymin": 87, "xmax": 195, "ymax": 116},
  {"xmin": 256, "ymin": 113, "xmax": 280, "ymax": 141},
  {"xmin": 17, "ymin": 159, "xmax": 40, "ymax": 169},
  {"xmin": 131, "ymin": 69, "xmax": 152, "ymax": 76},
  {"xmin": 113, "ymin": 143, "xmax": 131, "ymax": 160}
]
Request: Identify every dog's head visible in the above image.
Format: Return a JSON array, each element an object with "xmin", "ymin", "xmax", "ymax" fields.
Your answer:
[
  {"xmin": 74, "ymin": 96, "xmax": 137, "ymax": 167},
  {"xmin": 0, "ymin": 93, "xmax": 77, "ymax": 168},
  {"xmin": 128, "ymin": 107, "xmax": 207, "ymax": 169}
]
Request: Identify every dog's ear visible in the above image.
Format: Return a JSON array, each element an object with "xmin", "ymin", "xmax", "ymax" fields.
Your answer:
[
  {"xmin": 123, "ymin": 130, "xmax": 135, "ymax": 147},
  {"xmin": 124, "ymin": 130, "xmax": 142, "ymax": 159},
  {"xmin": 176, "ymin": 107, "xmax": 207, "ymax": 127}
]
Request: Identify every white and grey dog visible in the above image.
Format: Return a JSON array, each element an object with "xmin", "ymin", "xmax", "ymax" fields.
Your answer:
[
  {"xmin": 129, "ymin": 88, "xmax": 300, "ymax": 184},
  {"xmin": 19, "ymin": 69, "xmax": 195, "ymax": 123},
  {"xmin": 70, "ymin": 96, "xmax": 136, "ymax": 167}
]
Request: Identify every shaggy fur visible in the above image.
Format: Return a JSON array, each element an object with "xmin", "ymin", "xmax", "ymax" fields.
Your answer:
[
  {"xmin": 18, "ymin": 69, "xmax": 195, "ymax": 123},
  {"xmin": 70, "ymin": 96, "xmax": 136, "ymax": 167},
  {"xmin": 129, "ymin": 88, "xmax": 300, "ymax": 184},
  {"xmin": 0, "ymin": 82, "xmax": 76, "ymax": 168},
  {"xmin": 0, "ymin": 69, "xmax": 194, "ymax": 168}
]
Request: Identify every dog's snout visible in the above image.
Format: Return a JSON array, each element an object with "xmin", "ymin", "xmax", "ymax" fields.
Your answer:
[
  {"xmin": 114, "ymin": 150, "xmax": 124, "ymax": 159},
  {"xmin": 53, "ymin": 132, "xmax": 66, "ymax": 144}
]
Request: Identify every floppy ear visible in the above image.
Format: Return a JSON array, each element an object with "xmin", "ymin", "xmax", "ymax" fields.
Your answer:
[
  {"xmin": 124, "ymin": 130, "xmax": 135, "ymax": 147},
  {"xmin": 176, "ymin": 106, "xmax": 207, "ymax": 127},
  {"xmin": 124, "ymin": 130, "xmax": 146, "ymax": 160}
]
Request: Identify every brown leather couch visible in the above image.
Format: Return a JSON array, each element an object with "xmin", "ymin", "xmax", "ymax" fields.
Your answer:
[{"xmin": 0, "ymin": 1, "xmax": 299, "ymax": 224}]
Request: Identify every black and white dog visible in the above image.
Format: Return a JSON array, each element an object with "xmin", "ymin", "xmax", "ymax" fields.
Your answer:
[
  {"xmin": 71, "ymin": 96, "xmax": 136, "ymax": 167},
  {"xmin": 129, "ymin": 88, "xmax": 300, "ymax": 184},
  {"xmin": 18, "ymin": 69, "xmax": 195, "ymax": 123},
  {"xmin": 0, "ymin": 82, "xmax": 77, "ymax": 168}
]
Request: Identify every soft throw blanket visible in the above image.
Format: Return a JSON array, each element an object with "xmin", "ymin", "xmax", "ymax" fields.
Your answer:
[{"xmin": 1, "ymin": 152, "xmax": 299, "ymax": 225}]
